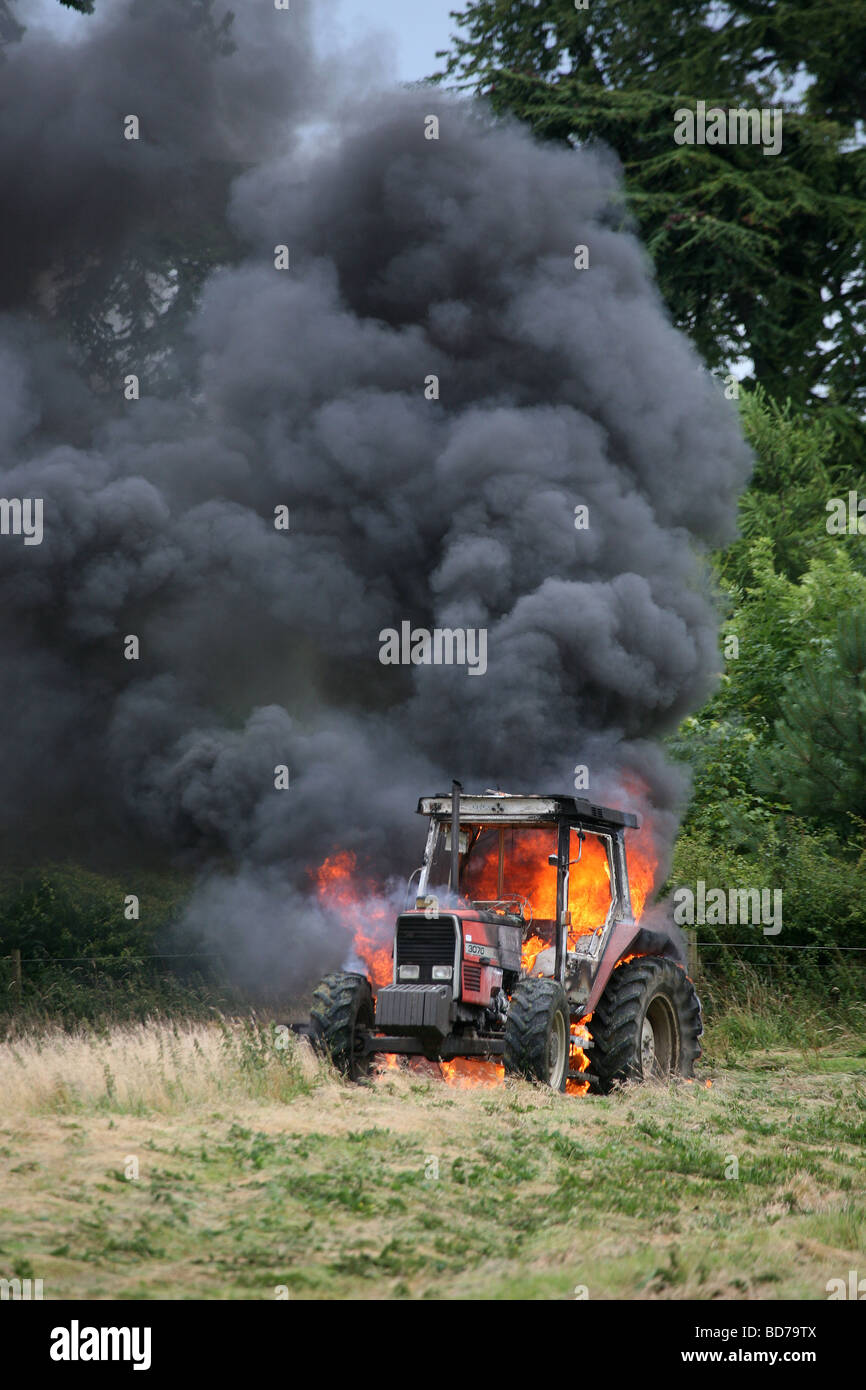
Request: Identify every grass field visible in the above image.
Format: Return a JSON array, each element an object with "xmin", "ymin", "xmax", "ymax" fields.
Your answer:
[{"xmin": 0, "ymin": 1015, "xmax": 864, "ymax": 1300}]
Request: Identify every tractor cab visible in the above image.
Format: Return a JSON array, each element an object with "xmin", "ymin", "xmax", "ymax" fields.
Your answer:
[{"xmin": 410, "ymin": 788, "xmax": 639, "ymax": 1008}]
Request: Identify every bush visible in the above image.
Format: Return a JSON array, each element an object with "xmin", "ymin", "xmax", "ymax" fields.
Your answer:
[
  {"xmin": 670, "ymin": 821, "xmax": 866, "ymax": 997},
  {"xmin": 0, "ymin": 861, "xmax": 240, "ymax": 1031}
]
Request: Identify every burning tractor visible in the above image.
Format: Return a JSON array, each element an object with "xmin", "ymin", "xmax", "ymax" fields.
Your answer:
[{"xmin": 309, "ymin": 787, "xmax": 702, "ymax": 1093}]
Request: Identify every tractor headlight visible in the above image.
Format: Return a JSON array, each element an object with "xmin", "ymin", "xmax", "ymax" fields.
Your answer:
[
  {"xmin": 432, "ymin": 965, "xmax": 453, "ymax": 981},
  {"xmin": 398, "ymin": 964, "xmax": 420, "ymax": 980}
]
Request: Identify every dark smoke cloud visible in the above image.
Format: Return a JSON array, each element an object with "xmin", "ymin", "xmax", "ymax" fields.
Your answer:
[
  {"xmin": 0, "ymin": 0, "xmax": 751, "ymax": 990},
  {"xmin": 0, "ymin": 0, "xmax": 325, "ymax": 312}
]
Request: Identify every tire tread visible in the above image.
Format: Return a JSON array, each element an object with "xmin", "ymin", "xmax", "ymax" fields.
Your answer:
[
  {"xmin": 504, "ymin": 976, "xmax": 569, "ymax": 1090},
  {"xmin": 588, "ymin": 956, "xmax": 702, "ymax": 1094},
  {"xmin": 310, "ymin": 971, "xmax": 373, "ymax": 1078}
]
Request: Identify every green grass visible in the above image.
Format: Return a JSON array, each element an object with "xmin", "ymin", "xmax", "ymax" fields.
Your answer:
[{"xmin": 0, "ymin": 1014, "xmax": 864, "ymax": 1300}]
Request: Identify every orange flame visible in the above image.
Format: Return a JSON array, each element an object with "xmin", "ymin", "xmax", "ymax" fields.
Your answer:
[
  {"xmin": 567, "ymin": 1015, "xmax": 592, "ymax": 1096},
  {"xmin": 311, "ymin": 851, "xmax": 393, "ymax": 988},
  {"xmin": 522, "ymin": 933, "xmax": 548, "ymax": 975},
  {"xmin": 439, "ymin": 1059, "xmax": 505, "ymax": 1087},
  {"xmin": 376, "ymin": 1053, "xmax": 402, "ymax": 1073}
]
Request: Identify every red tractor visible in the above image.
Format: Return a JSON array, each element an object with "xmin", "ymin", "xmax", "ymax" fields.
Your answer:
[{"xmin": 310, "ymin": 786, "xmax": 702, "ymax": 1092}]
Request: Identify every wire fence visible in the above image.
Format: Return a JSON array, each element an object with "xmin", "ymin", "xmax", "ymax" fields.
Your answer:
[
  {"xmin": 1, "ymin": 941, "xmax": 863, "ymax": 999},
  {"xmin": 689, "ymin": 941, "xmax": 866, "ymax": 982},
  {"xmin": 2, "ymin": 942, "xmax": 864, "ymax": 966},
  {"xmin": 695, "ymin": 943, "xmax": 866, "ymax": 951},
  {"xmin": 7, "ymin": 952, "xmax": 220, "ymax": 964}
]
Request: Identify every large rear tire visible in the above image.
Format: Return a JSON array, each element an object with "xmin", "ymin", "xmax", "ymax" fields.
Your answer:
[
  {"xmin": 504, "ymin": 977, "xmax": 569, "ymax": 1091},
  {"xmin": 310, "ymin": 971, "xmax": 374, "ymax": 1081},
  {"xmin": 588, "ymin": 956, "xmax": 702, "ymax": 1094}
]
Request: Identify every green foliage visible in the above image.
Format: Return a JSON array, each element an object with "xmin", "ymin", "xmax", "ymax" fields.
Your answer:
[
  {"xmin": 0, "ymin": 862, "xmax": 238, "ymax": 1029},
  {"xmin": 723, "ymin": 389, "xmax": 863, "ymax": 589},
  {"xmin": 0, "ymin": 861, "xmax": 186, "ymax": 960},
  {"xmin": 671, "ymin": 398, "xmax": 866, "ymax": 816},
  {"xmin": 701, "ymin": 969, "xmax": 866, "ymax": 1060},
  {"xmin": 672, "ymin": 389, "xmax": 866, "ymax": 739},
  {"xmin": 672, "ymin": 820, "xmax": 866, "ymax": 953},
  {"xmin": 60, "ymin": 216, "xmax": 241, "ymax": 393},
  {"xmin": 437, "ymin": 2, "xmax": 866, "ymax": 433},
  {"xmin": 667, "ymin": 715, "xmax": 777, "ymax": 846},
  {"xmin": 665, "ymin": 386, "xmax": 866, "ymax": 994},
  {"xmin": 716, "ymin": 543, "xmax": 866, "ymax": 730},
  {"xmin": 755, "ymin": 610, "xmax": 866, "ymax": 832}
]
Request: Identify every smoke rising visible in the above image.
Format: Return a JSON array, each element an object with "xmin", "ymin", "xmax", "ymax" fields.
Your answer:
[{"xmin": 0, "ymin": 0, "xmax": 751, "ymax": 989}]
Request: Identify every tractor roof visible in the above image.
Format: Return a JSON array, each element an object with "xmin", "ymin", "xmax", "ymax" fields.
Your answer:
[{"xmin": 418, "ymin": 792, "xmax": 639, "ymax": 831}]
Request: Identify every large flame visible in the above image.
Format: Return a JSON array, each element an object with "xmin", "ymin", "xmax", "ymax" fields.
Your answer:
[
  {"xmin": 311, "ymin": 850, "xmax": 393, "ymax": 988},
  {"xmin": 462, "ymin": 826, "xmax": 658, "ymax": 974}
]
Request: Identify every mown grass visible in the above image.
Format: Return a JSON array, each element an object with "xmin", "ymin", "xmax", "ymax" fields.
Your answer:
[{"xmin": 0, "ymin": 1007, "xmax": 864, "ymax": 1300}]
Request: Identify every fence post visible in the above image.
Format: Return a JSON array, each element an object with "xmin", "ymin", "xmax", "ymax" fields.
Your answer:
[
  {"xmin": 687, "ymin": 929, "xmax": 699, "ymax": 983},
  {"xmin": 11, "ymin": 947, "xmax": 22, "ymax": 1005}
]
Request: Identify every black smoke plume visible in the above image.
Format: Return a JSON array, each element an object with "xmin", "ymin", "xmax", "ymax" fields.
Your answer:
[{"xmin": 0, "ymin": 0, "xmax": 751, "ymax": 989}]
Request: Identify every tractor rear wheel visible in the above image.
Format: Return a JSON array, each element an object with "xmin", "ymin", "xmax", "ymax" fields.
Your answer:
[
  {"xmin": 504, "ymin": 977, "xmax": 569, "ymax": 1091},
  {"xmin": 587, "ymin": 956, "xmax": 702, "ymax": 1094},
  {"xmin": 310, "ymin": 971, "xmax": 374, "ymax": 1081}
]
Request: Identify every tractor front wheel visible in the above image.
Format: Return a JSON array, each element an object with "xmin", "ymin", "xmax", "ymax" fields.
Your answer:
[
  {"xmin": 587, "ymin": 956, "xmax": 702, "ymax": 1094},
  {"xmin": 504, "ymin": 977, "xmax": 569, "ymax": 1091},
  {"xmin": 310, "ymin": 971, "xmax": 374, "ymax": 1081}
]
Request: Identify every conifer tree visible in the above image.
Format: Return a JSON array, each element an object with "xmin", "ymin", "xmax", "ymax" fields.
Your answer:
[{"xmin": 437, "ymin": 2, "xmax": 866, "ymax": 434}]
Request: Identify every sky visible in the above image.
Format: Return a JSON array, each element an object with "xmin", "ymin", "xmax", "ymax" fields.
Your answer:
[{"xmin": 329, "ymin": 0, "xmax": 460, "ymax": 83}]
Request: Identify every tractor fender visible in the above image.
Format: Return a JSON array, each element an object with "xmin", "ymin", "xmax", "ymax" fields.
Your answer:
[
  {"xmin": 581, "ymin": 921, "xmax": 643, "ymax": 1017},
  {"xmin": 582, "ymin": 920, "xmax": 687, "ymax": 1018},
  {"xmin": 528, "ymin": 922, "xmax": 642, "ymax": 1004}
]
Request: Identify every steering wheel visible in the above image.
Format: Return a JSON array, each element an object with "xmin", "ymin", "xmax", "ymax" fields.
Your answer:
[{"xmin": 472, "ymin": 896, "xmax": 533, "ymax": 927}]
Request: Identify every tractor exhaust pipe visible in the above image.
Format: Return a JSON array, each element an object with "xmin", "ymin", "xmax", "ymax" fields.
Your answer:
[{"xmin": 450, "ymin": 779, "xmax": 462, "ymax": 897}]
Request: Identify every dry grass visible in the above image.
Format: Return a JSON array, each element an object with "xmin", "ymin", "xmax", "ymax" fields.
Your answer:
[
  {"xmin": 0, "ymin": 1019, "xmax": 864, "ymax": 1300},
  {"xmin": 0, "ymin": 1017, "xmax": 326, "ymax": 1116}
]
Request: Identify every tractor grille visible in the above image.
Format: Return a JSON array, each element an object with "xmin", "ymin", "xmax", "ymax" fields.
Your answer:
[
  {"xmin": 462, "ymin": 963, "xmax": 482, "ymax": 994},
  {"xmin": 395, "ymin": 916, "xmax": 456, "ymax": 984}
]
